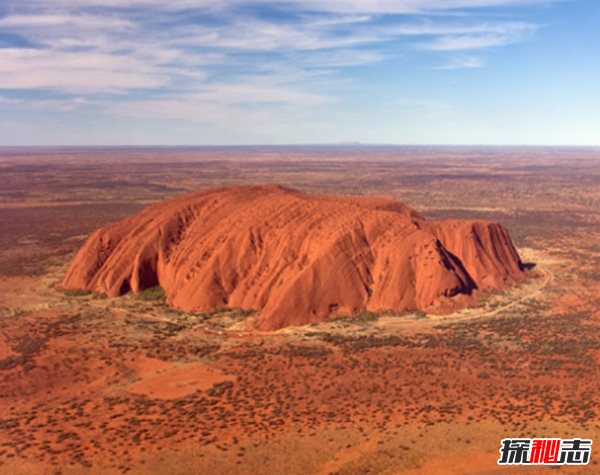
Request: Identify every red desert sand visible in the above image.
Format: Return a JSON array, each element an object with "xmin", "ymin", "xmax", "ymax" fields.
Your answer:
[
  {"xmin": 126, "ymin": 357, "xmax": 236, "ymax": 399},
  {"xmin": 62, "ymin": 185, "xmax": 524, "ymax": 330}
]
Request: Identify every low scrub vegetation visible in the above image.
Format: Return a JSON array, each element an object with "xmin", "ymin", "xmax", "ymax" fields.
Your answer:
[
  {"xmin": 64, "ymin": 289, "xmax": 92, "ymax": 297},
  {"xmin": 134, "ymin": 286, "xmax": 166, "ymax": 302}
]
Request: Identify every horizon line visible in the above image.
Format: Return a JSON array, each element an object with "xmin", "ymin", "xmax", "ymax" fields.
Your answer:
[{"xmin": 2, "ymin": 143, "xmax": 600, "ymax": 149}]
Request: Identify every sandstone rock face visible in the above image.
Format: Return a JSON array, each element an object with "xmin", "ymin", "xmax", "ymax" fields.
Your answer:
[{"xmin": 63, "ymin": 185, "xmax": 524, "ymax": 330}]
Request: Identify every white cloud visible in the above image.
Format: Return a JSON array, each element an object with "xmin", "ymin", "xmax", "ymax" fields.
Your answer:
[
  {"xmin": 6, "ymin": 0, "xmax": 568, "ymax": 13},
  {"xmin": 292, "ymin": 0, "xmax": 568, "ymax": 13},
  {"xmin": 188, "ymin": 84, "xmax": 335, "ymax": 106},
  {"xmin": 178, "ymin": 17, "xmax": 384, "ymax": 52},
  {"xmin": 25, "ymin": 97, "xmax": 96, "ymax": 112},
  {"xmin": 432, "ymin": 54, "xmax": 486, "ymax": 69},
  {"xmin": 101, "ymin": 76, "xmax": 337, "ymax": 137},
  {"xmin": 0, "ymin": 95, "xmax": 23, "ymax": 104},
  {"xmin": 0, "ymin": 48, "xmax": 172, "ymax": 93},
  {"xmin": 168, "ymin": 17, "xmax": 539, "ymax": 57},
  {"xmin": 420, "ymin": 32, "xmax": 531, "ymax": 50},
  {"xmin": 0, "ymin": 0, "xmax": 560, "ymax": 132},
  {"xmin": 0, "ymin": 14, "xmax": 133, "ymax": 30},
  {"xmin": 398, "ymin": 98, "xmax": 453, "ymax": 112},
  {"xmin": 295, "ymin": 49, "xmax": 387, "ymax": 67},
  {"xmin": 397, "ymin": 20, "xmax": 538, "ymax": 50},
  {"xmin": 392, "ymin": 21, "xmax": 537, "ymax": 37},
  {"xmin": 276, "ymin": 0, "xmax": 567, "ymax": 14},
  {"xmin": 106, "ymin": 93, "xmax": 330, "ymax": 135}
]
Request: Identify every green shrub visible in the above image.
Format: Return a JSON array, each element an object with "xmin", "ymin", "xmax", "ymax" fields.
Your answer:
[
  {"xmin": 413, "ymin": 310, "xmax": 428, "ymax": 319},
  {"xmin": 0, "ymin": 355, "xmax": 26, "ymax": 371},
  {"xmin": 353, "ymin": 310, "xmax": 379, "ymax": 323},
  {"xmin": 205, "ymin": 381, "xmax": 234, "ymax": 398},
  {"xmin": 14, "ymin": 337, "xmax": 45, "ymax": 356},
  {"xmin": 64, "ymin": 289, "xmax": 92, "ymax": 297},
  {"xmin": 229, "ymin": 308, "xmax": 256, "ymax": 319},
  {"xmin": 134, "ymin": 286, "xmax": 166, "ymax": 302},
  {"xmin": 332, "ymin": 310, "xmax": 379, "ymax": 325}
]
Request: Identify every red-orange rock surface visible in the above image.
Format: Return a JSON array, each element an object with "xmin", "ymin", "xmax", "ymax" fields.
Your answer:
[{"xmin": 63, "ymin": 185, "xmax": 524, "ymax": 330}]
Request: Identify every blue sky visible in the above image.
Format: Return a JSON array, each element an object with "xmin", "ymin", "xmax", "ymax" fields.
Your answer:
[{"xmin": 0, "ymin": 0, "xmax": 598, "ymax": 145}]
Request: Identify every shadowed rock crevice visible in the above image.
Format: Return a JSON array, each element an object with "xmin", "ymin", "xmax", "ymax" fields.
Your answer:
[{"xmin": 63, "ymin": 185, "xmax": 525, "ymax": 330}]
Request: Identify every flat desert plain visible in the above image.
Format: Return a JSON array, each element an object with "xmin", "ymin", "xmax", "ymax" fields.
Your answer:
[{"xmin": 1, "ymin": 146, "xmax": 600, "ymax": 475}]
